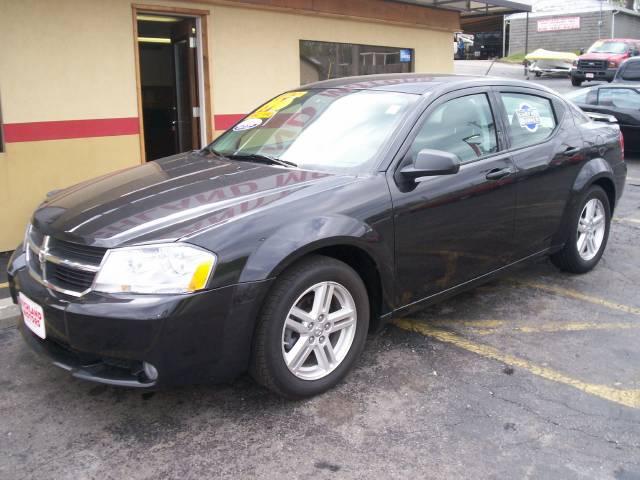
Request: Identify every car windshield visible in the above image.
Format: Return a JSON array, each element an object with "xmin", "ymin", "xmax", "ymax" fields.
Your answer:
[
  {"xmin": 588, "ymin": 41, "xmax": 629, "ymax": 54},
  {"xmin": 208, "ymin": 89, "xmax": 418, "ymax": 174}
]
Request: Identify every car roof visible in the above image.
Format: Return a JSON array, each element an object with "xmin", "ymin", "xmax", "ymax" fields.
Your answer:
[
  {"xmin": 302, "ymin": 73, "xmax": 552, "ymax": 95},
  {"xmin": 591, "ymin": 83, "xmax": 640, "ymax": 89}
]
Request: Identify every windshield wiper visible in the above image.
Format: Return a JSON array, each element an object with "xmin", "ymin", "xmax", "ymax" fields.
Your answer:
[{"xmin": 224, "ymin": 153, "xmax": 298, "ymax": 168}]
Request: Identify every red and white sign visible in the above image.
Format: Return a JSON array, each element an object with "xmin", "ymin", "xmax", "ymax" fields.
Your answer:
[
  {"xmin": 20, "ymin": 293, "xmax": 46, "ymax": 339},
  {"xmin": 537, "ymin": 17, "xmax": 581, "ymax": 32}
]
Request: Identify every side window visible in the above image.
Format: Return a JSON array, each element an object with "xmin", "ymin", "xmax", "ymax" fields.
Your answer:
[
  {"xmin": 620, "ymin": 61, "xmax": 640, "ymax": 81},
  {"xmin": 598, "ymin": 88, "xmax": 640, "ymax": 109},
  {"xmin": 499, "ymin": 93, "xmax": 557, "ymax": 149},
  {"xmin": 567, "ymin": 86, "xmax": 597, "ymax": 105},
  {"xmin": 408, "ymin": 93, "xmax": 498, "ymax": 164}
]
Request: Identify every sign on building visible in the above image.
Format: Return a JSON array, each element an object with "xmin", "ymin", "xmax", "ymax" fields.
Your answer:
[{"xmin": 537, "ymin": 17, "xmax": 581, "ymax": 32}]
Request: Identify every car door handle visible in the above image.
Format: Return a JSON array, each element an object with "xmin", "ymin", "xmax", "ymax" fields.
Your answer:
[
  {"xmin": 485, "ymin": 167, "xmax": 512, "ymax": 180},
  {"xmin": 564, "ymin": 147, "xmax": 581, "ymax": 155}
]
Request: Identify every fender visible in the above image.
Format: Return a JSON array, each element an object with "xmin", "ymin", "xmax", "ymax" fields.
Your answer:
[
  {"xmin": 571, "ymin": 157, "xmax": 614, "ymax": 195},
  {"xmin": 551, "ymin": 157, "xmax": 615, "ymax": 248},
  {"xmin": 238, "ymin": 213, "xmax": 395, "ymax": 313}
]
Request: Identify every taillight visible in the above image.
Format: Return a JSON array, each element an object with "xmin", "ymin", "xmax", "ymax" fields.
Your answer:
[{"xmin": 620, "ymin": 131, "xmax": 625, "ymax": 160}]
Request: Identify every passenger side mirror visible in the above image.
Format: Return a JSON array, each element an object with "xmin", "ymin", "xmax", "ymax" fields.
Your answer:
[
  {"xmin": 400, "ymin": 149, "xmax": 460, "ymax": 181},
  {"xmin": 579, "ymin": 48, "xmax": 585, "ymax": 55}
]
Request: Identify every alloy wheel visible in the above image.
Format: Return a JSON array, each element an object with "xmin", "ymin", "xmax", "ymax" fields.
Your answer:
[
  {"xmin": 577, "ymin": 198, "xmax": 606, "ymax": 261},
  {"xmin": 281, "ymin": 281, "xmax": 357, "ymax": 381}
]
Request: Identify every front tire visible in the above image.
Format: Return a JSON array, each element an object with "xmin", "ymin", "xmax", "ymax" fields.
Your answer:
[
  {"xmin": 571, "ymin": 76, "xmax": 583, "ymax": 87},
  {"xmin": 250, "ymin": 255, "xmax": 369, "ymax": 399},
  {"xmin": 551, "ymin": 185, "xmax": 611, "ymax": 273}
]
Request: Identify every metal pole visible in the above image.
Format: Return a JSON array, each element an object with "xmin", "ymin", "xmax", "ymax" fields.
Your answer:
[
  {"xmin": 502, "ymin": 16, "xmax": 507, "ymax": 58},
  {"xmin": 598, "ymin": 0, "xmax": 603, "ymax": 39}
]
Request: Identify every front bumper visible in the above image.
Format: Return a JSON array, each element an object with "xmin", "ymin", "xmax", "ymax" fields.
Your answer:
[
  {"xmin": 8, "ymin": 247, "xmax": 273, "ymax": 388},
  {"xmin": 572, "ymin": 68, "xmax": 616, "ymax": 81}
]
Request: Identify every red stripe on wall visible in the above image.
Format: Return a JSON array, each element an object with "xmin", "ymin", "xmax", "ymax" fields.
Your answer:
[
  {"xmin": 4, "ymin": 117, "xmax": 140, "ymax": 143},
  {"xmin": 214, "ymin": 114, "xmax": 246, "ymax": 131}
]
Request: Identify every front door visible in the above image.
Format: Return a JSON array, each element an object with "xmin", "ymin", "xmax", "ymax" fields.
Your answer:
[
  {"xmin": 389, "ymin": 89, "xmax": 517, "ymax": 307},
  {"xmin": 137, "ymin": 13, "xmax": 203, "ymax": 161}
]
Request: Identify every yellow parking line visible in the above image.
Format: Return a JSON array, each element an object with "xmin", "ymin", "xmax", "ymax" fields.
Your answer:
[
  {"xmin": 482, "ymin": 322, "xmax": 639, "ymax": 334},
  {"xmin": 614, "ymin": 217, "xmax": 640, "ymax": 225},
  {"xmin": 0, "ymin": 282, "xmax": 8, "ymax": 289},
  {"xmin": 515, "ymin": 281, "xmax": 640, "ymax": 316},
  {"xmin": 393, "ymin": 318, "xmax": 640, "ymax": 409},
  {"xmin": 431, "ymin": 319, "xmax": 639, "ymax": 334}
]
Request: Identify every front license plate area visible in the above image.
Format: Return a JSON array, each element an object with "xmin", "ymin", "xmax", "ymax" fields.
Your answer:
[
  {"xmin": 586, "ymin": 73, "xmax": 595, "ymax": 79},
  {"xmin": 19, "ymin": 293, "xmax": 46, "ymax": 339}
]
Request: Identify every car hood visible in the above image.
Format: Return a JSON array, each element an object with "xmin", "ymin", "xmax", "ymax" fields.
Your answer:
[
  {"xmin": 580, "ymin": 52, "xmax": 628, "ymax": 62},
  {"xmin": 32, "ymin": 151, "xmax": 353, "ymax": 248}
]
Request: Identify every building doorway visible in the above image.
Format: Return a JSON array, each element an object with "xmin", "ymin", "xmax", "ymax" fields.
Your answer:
[{"xmin": 134, "ymin": 9, "xmax": 210, "ymax": 161}]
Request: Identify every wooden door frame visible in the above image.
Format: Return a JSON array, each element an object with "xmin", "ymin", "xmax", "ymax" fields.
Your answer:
[{"xmin": 131, "ymin": 4, "xmax": 212, "ymax": 163}]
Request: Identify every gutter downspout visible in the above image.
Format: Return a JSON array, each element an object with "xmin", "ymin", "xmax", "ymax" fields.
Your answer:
[
  {"xmin": 612, "ymin": 9, "xmax": 619, "ymax": 39},
  {"xmin": 502, "ymin": 16, "xmax": 507, "ymax": 57}
]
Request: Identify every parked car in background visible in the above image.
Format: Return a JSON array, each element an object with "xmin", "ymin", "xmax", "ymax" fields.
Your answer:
[
  {"xmin": 566, "ymin": 84, "xmax": 640, "ymax": 152},
  {"xmin": 470, "ymin": 31, "xmax": 501, "ymax": 59},
  {"xmin": 614, "ymin": 56, "xmax": 640, "ymax": 83},
  {"xmin": 8, "ymin": 75, "xmax": 626, "ymax": 398},
  {"xmin": 571, "ymin": 39, "xmax": 640, "ymax": 86}
]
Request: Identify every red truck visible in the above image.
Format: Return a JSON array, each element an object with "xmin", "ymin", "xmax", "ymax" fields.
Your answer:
[{"xmin": 571, "ymin": 38, "xmax": 640, "ymax": 86}]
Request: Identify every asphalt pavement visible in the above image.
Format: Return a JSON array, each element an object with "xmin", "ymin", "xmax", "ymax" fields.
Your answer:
[{"xmin": 0, "ymin": 63, "xmax": 639, "ymax": 479}]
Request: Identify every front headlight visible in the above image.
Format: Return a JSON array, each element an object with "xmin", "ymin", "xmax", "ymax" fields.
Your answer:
[{"xmin": 93, "ymin": 243, "xmax": 216, "ymax": 294}]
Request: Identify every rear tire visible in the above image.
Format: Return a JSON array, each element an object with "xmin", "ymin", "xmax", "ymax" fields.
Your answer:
[
  {"xmin": 551, "ymin": 185, "xmax": 611, "ymax": 274},
  {"xmin": 571, "ymin": 76, "xmax": 582, "ymax": 87},
  {"xmin": 250, "ymin": 255, "xmax": 369, "ymax": 399}
]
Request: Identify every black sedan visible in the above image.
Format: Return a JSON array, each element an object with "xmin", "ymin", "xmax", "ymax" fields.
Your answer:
[
  {"xmin": 8, "ymin": 74, "xmax": 626, "ymax": 398},
  {"xmin": 566, "ymin": 83, "xmax": 640, "ymax": 152}
]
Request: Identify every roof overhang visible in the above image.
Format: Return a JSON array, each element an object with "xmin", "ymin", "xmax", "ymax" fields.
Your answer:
[{"xmin": 393, "ymin": 0, "xmax": 532, "ymax": 17}]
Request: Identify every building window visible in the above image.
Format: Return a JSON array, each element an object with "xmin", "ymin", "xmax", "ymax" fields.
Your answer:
[{"xmin": 300, "ymin": 40, "xmax": 414, "ymax": 85}]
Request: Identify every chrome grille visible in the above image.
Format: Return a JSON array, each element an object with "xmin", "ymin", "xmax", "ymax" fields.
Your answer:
[
  {"xmin": 578, "ymin": 59, "xmax": 606, "ymax": 71},
  {"xmin": 25, "ymin": 225, "xmax": 107, "ymax": 296}
]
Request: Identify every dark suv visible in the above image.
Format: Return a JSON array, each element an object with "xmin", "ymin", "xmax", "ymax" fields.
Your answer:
[{"xmin": 571, "ymin": 38, "xmax": 640, "ymax": 86}]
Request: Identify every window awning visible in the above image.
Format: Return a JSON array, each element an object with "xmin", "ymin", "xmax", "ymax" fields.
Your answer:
[{"xmin": 394, "ymin": 0, "xmax": 532, "ymax": 17}]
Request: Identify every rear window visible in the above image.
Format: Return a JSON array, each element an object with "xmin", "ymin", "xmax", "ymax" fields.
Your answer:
[{"xmin": 499, "ymin": 93, "xmax": 557, "ymax": 149}]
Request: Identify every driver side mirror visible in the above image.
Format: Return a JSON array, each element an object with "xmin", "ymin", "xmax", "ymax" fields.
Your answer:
[
  {"xmin": 400, "ymin": 149, "xmax": 460, "ymax": 181},
  {"xmin": 633, "ymin": 49, "xmax": 640, "ymax": 57}
]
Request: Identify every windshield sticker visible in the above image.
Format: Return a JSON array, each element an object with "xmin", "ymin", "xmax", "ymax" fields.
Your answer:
[
  {"xmin": 516, "ymin": 103, "xmax": 541, "ymax": 132},
  {"xmin": 249, "ymin": 91, "xmax": 307, "ymax": 119},
  {"xmin": 233, "ymin": 118, "xmax": 263, "ymax": 132}
]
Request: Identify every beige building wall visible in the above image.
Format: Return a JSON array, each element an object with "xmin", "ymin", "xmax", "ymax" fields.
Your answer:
[{"xmin": 0, "ymin": 0, "xmax": 456, "ymax": 251}]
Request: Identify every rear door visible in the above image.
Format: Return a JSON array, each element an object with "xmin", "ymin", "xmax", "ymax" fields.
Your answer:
[
  {"xmin": 592, "ymin": 88, "xmax": 640, "ymax": 148},
  {"xmin": 389, "ymin": 88, "xmax": 517, "ymax": 307},
  {"xmin": 493, "ymin": 88, "xmax": 584, "ymax": 257}
]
